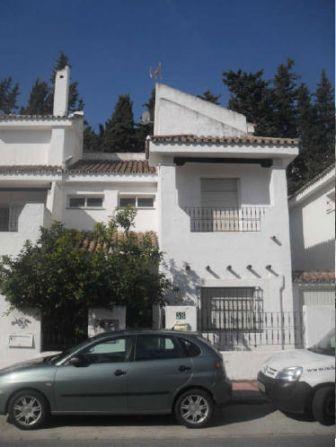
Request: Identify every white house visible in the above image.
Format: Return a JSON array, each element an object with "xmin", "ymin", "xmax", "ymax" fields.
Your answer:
[
  {"xmin": 289, "ymin": 165, "xmax": 335, "ymax": 347},
  {"xmin": 0, "ymin": 68, "xmax": 303, "ymax": 376}
]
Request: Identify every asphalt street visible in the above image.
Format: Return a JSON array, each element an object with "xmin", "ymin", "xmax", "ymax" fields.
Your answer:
[{"xmin": 0, "ymin": 402, "xmax": 334, "ymax": 447}]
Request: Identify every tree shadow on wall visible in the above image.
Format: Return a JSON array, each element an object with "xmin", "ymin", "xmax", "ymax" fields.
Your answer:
[{"xmin": 163, "ymin": 258, "xmax": 202, "ymax": 305}]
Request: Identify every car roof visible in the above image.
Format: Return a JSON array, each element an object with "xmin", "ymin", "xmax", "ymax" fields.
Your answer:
[{"xmin": 92, "ymin": 329, "xmax": 200, "ymax": 338}]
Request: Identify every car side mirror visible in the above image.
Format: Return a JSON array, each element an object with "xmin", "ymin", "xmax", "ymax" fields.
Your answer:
[{"xmin": 68, "ymin": 355, "xmax": 88, "ymax": 367}]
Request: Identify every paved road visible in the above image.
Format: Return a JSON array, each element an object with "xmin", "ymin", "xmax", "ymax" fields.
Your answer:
[{"xmin": 0, "ymin": 402, "xmax": 334, "ymax": 447}]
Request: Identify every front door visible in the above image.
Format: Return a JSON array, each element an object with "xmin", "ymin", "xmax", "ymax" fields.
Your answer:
[
  {"xmin": 127, "ymin": 334, "xmax": 192, "ymax": 412},
  {"xmin": 54, "ymin": 336, "xmax": 133, "ymax": 413}
]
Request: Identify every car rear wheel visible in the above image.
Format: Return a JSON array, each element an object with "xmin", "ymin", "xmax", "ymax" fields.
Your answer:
[
  {"xmin": 175, "ymin": 389, "xmax": 214, "ymax": 428},
  {"xmin": 8, "ymin": 390, "xmax": 49, "ymax": 430},
  {"xmin": 312, "ymin": 386, "xmax": 335, "ymax": 426}
]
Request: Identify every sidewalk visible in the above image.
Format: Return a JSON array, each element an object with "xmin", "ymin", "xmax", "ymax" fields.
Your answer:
[{"xmin": 231, "ymin": 380, "xmax": 268, "ymax": 403}]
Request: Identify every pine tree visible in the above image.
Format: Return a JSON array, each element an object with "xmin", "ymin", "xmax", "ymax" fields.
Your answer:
[
  {"xmin": 0, "ymin": 77, "xmax": 19, "ymax": 114},
  {"xmin": 48, "ymin": 51, "xmax": 84, "ymax": 113},
  {"xmin": 83, "ymin": 125, "xmax": 103, "ymax": 152},
  {"xmin": 134, "ymin": 89, "xmax": 156, "ymax": 152},
  {"xmin": 20, "ymin": 79, "xmax": 50, "ymax": 115},
  {"xmin": 102, "ymin": 95, "xmax": 135, "ymax": 152},
  {"xmin": 223, "ymin": 69, "xmax": 275, "ymax": 136},
  {"xmin": 270, "ymin": 59, "xmax": 299, "ymax": 138},
  {"xmin": 314, "ymin": 70, "xmax": 335, "ymax": 167},
  {"xmin": 197, "ymin": 90, "xmax": 221, "ymax": 104}
]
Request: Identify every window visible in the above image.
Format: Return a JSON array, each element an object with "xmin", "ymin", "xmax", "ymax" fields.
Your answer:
[
  {"xmin": 200, "ymin": 287, "xmax": 264, "ymax": 332},
  {"xmin": 178, "ymin": 338, "xmax": 201, "ymax": 357},
  {"xmin": 119, "ymin": 196, "xmax": 154, "ymax": 208},
  {"xmin": 68, "ymin": 196, "xmax": 103, "ymax": 209},
  {"xmin": 80, "ymin": 337, "xmax": 132, "ymax": 364},
  {"xmin": 135, "ymin": 335, "xmax": 181, "ymax": 361},
  {"xmin": 201, "ymin": 178, "xmax": 238, "ymax": 208},
  {"xmin": 0, "ymin": 205, "xmax": 22, "ymax": 232}
]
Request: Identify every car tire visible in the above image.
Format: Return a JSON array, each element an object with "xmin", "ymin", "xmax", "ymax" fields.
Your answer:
[
  {"xmin": 8, "ymin": 390, "xmax": 49, "ymax": 430},
  {"xmin": 174, "ymin": 388, "xmax": 214, "ymax": 428},
  {"xmin": 312, "ymin": 386, "xmax": 335, "ymax": 426}
]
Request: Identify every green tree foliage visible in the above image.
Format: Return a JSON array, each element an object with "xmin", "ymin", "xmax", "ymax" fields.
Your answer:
[
  {"xmin": 0, "ymin": 209, "xmax": 169, "ymax": 328},
  {"xmin": 102, "ymin": 94, "xmax": 136, "ymax": 152},
  {"xmin": 223, "ymin": 60, "xmax": 335, "ymax": 192},
  {"xmin": 197, "ymin": 90, "xmax": 221, "ymax": 105},
  {"xmin": 134, "ymin": 88, "xmax": 156, "ymax": 152},
  {"xmin": 21, "ymin": 51, "xmax": 84, "ymax": 116},
  {"xmin": 83, "ymin": 124, "xmax": 104, "ymax": 152},
  {"xmin": 20, "ymin": 79, "xmax": 50, "ymax": 115},
  {"xmin": 0, "ymin": 77, "xmax": 19, "ymax": 114}
]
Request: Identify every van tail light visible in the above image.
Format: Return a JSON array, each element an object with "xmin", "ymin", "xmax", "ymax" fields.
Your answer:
[{"xmin": 214, "ymin": 358, "xmax": 225, "ymax": 374}]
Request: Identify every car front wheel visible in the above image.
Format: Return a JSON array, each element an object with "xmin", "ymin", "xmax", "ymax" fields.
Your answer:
[
  {"xmin": 8, "ymin": 390, "xmax": 49, "ymax": 430},
  {"xmin": 312, "ymin": 386, "xmax": 335, "ymax": 426},
  {"xmin": 175, "ymin": 389, "xmax": 214, "ymax": 428}
]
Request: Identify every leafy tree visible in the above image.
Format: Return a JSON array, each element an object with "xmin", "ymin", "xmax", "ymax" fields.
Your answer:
[
  {"xmin": 0, "ymin": 209, "xmax": 169, "ymax": 329},
  {"xmin": 83, "ymin": 124, "xmax": 103, "ymax": 152},
  {"xmin": 102, "ymin": 94, "xmax": 136, "ymax": 152},
  {"xmin": 197, "ymin": 90, "xmax": 221, "ymax": 104},
  {"xmin": 20, "ymin": 79, "xmax": 50, "ymax": 115},
  {"xmin": 0, "ymin": 77, "xmax": 19, "ymax": 114}
]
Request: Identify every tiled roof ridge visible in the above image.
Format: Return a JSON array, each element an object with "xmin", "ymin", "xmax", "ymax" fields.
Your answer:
[
  {"xmin": 150, "ymin": 134, "xmax": 298, "ymax": 146},
  {"xmin": 0, "ymin": 160, "xmax": 157, "ymax": 176},
  {"xmin": 293, "ymin": 271, "xmax": 335, "ymax": 284},
  {"xmin": 0, "ymin": 114, "xmax": 73, "ymax": 121}
]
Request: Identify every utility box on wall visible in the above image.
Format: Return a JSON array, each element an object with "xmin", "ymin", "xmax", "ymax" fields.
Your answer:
[
  {"xmin": 88, "ymin": 306, "xmax": 126, "ymax": 337},
  {"xmin": 165, "ymin": 306, "xmax": 197, "ymax": 332}
]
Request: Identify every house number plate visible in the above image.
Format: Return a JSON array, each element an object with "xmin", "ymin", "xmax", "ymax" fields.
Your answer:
[{"xmin": 176, "ymin": 312, "xmax": 186, "ymax": 320}]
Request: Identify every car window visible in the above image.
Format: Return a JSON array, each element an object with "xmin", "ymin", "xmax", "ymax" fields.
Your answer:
[
  {"xmin": 135, "ymin": 335, "xmax": 181, "ymax": 361},
  {"xmin": 178, "ymin": 338, "xmax": 201, "ymax": 357},
  {"xmin": 81, "ymin": 337, "xmax": 132, "ymax": 364}
]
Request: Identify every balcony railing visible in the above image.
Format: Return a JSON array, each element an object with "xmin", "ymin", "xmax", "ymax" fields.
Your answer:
[{"xmin": 184, "ymin": 206, "xmax": 266, "ymax": 232}]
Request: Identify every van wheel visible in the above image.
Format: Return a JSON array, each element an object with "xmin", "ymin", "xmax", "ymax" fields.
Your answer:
[
  {"xmin": 312, "ymin": 386, "xmax": 335, "ymax": 426},
  {"xmin": 8, "ymin": 390, "xmax": 49, "ymax": 430},
  {"xmin": 174, "ymin": 389, "xmax": 214, "ymax": 428}
]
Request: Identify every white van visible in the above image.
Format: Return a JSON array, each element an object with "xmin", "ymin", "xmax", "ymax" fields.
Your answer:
[{"xmin": 257, "ymin": 329, "xmax": 335, "ymax": 425}]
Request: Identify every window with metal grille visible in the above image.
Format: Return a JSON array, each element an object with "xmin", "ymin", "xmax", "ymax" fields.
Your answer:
[
  {"xmin": 200, "ymin": 287, "xmax": 264, "ymax": 332},
  {"xmin": 0, "ymin": 205, "xmax": 21, "ymax": 232}
]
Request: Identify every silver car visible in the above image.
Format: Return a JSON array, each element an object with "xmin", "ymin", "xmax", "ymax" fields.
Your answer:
[{"xmin": 0, "ymin": 330, "xmax": 232, "ymax": 429}]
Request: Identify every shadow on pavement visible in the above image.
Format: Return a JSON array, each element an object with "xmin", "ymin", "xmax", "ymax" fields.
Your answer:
[{"xmin": 39, "ymin": 402, "xmax": 276, "ymax": 430}]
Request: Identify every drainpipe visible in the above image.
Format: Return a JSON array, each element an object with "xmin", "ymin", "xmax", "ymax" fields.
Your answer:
[{"xmin": 280, "ymin": 275, "xmax": 285, "ymax": 350}]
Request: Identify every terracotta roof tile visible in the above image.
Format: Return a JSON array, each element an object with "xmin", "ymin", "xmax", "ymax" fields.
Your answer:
[
  {"xmin": 150, "ymin": 134, "xmax": 298, "ymax": 146},
  {"xmin": 69, "ymin": 159, "xmax": 156, "ymax": 175},
  {"xmin": 293, "ymin": 271, "xmax": 335, "ymax": 284},
  {"xmin": 80, "ymin": 231, "xmax": 158, "ymax": 251},
  {"xmin": 0, "ymin": 114, "xmax": 71, "ymax": 122}
]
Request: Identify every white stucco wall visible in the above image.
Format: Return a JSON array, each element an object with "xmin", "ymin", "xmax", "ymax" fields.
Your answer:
[
  {"xmin": 0, "ymin": 202, "xmax": 46, "ymax": 257},
  {"xmin": 62, "ymin": 182, "xmax": 158, "ymax": 232},
  {"xmin": 290, "ymin": 174, "xmax": 335, "ymax": 271},
  {"xmin": 303, "ymin": 305, "xmax": 335, "ymax": 348},
  {"xmin": 158, "ymin": 160, "xmax": 294, "ymax": 312}
]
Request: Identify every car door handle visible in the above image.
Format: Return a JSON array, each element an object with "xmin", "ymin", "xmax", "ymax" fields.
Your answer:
[
  {"xmin": 114, "ymin": 369, "xmax": 127, "ymax": 376},
  {"xmin": 178, "ymin": 365, "xmax": 191, "ymax": 372}
]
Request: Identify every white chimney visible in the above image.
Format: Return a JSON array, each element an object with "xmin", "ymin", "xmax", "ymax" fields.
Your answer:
[{"xmin": 53, "ymin": 66, "xmax": 70, "ymax": 116}]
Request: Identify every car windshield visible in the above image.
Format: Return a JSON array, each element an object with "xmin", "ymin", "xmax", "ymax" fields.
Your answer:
[
  {"xmin": 47, "ymin": 335, "xmax": 102, "ymax": 364},
  {"xmin": 308, "ymin": 328, "xmax": 336, "ymax": 356}
]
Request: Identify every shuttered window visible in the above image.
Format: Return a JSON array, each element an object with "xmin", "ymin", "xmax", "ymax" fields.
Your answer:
[{"xmin": 201, "ymin": 178, "xmax": 238, "ymax": 208}]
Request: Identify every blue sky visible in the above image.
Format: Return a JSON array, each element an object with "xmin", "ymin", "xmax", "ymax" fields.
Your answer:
[{"xmin": 0, "ymin": 0, "xmax": 334, "ymax": 128}]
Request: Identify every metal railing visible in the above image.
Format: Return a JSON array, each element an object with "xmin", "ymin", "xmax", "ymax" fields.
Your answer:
[
  {"xmin": 184, "ymin": 206, "xmax": 266, "ymax": 232},
  {"xmin": 199, "ymin": 310, "xmax": 304, "ymax": 350}
]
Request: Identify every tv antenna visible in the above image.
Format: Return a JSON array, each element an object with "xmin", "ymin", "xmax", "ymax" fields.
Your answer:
[{"xmin": 149, "ymin": 62, "xmax": 162, "ymax": 81}]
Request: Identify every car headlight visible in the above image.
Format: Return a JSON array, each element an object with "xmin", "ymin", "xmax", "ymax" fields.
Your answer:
[{"xmin": 276, "ymin": 366, "xmax": 303, "ymax": 382}]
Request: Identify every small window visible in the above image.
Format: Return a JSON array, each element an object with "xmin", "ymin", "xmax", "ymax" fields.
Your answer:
[
  {"xmin": 69, "ymin": 197, "xmax": 85, "ymax": 208},
  {"xmin": 68, "ymin": 196, "xmax": 104, "ymax": 209},
  {"xmin": 135, "ymin": 335, "xmax": 181, "ymax": 361},
  {"xmin": 137, "ymin": 197, "xmax": 154, "ymax": 208},
  {"xmin": 178, "ymin": 338, "xmax": 201, "ymax": 357},
  {"xmin": 87, "ymin": 197, "xmax": 103, "ymax": 208},
  {"xmin": 0, "ymin": 207, "xmax": 9, "ymax": 231},
  {"xmin": 119, "ymin": 197, "xmax": 136, "ymax": 207},
  {"xmin": 81, "ymin": 337, "xmax": 132, "ymax": 364}
]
